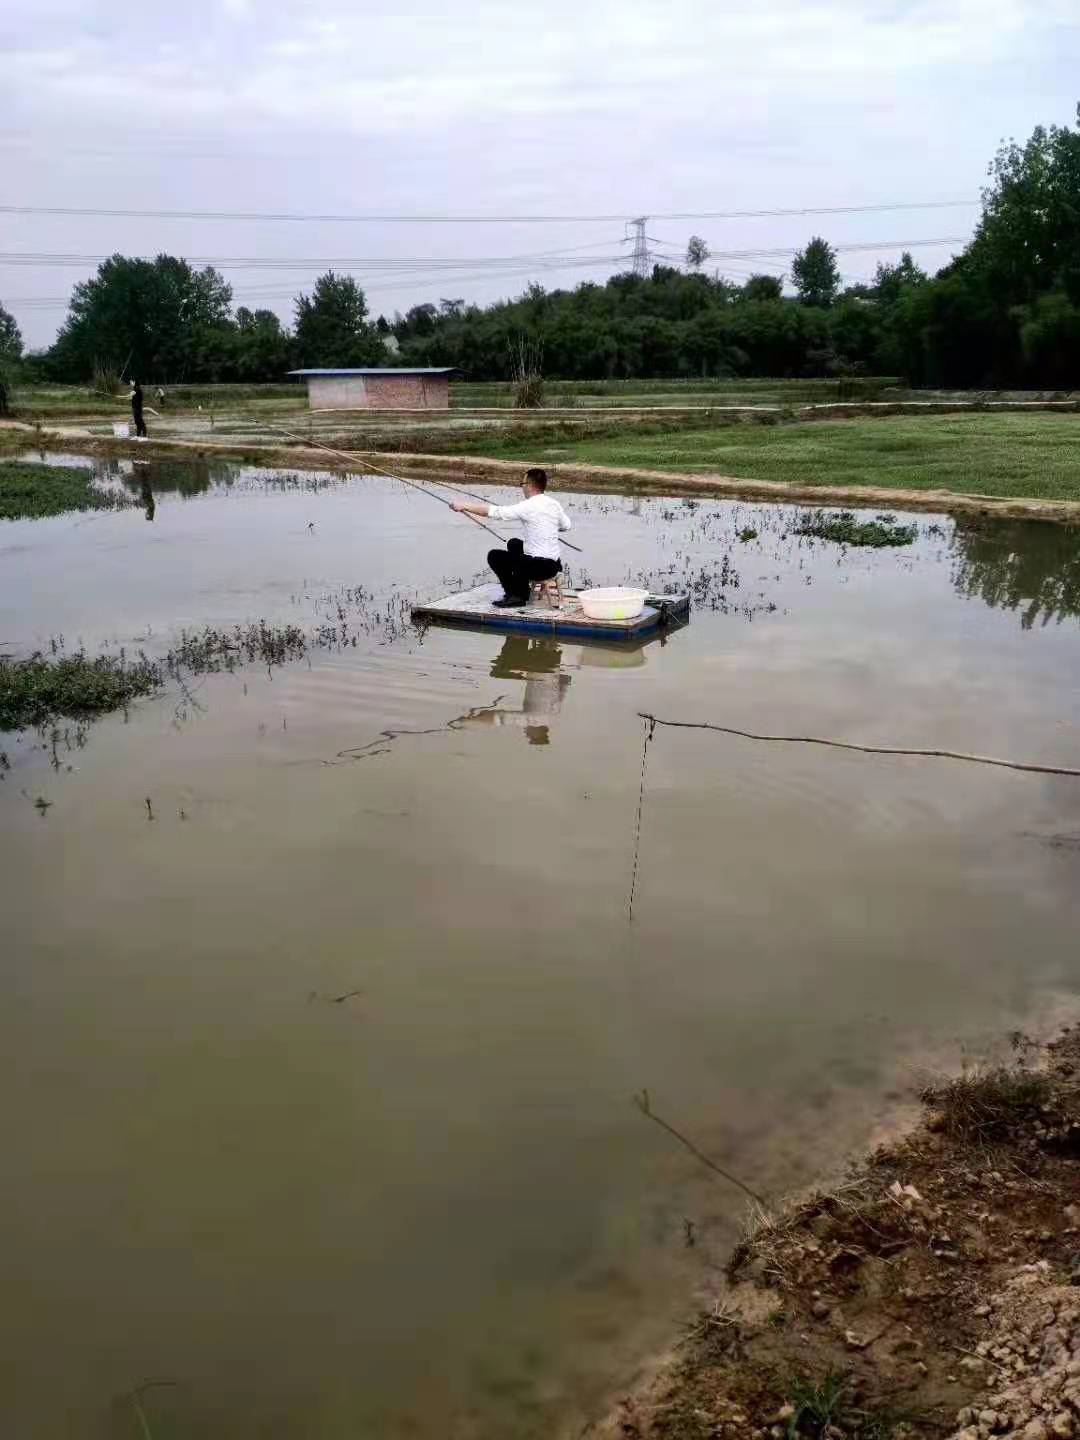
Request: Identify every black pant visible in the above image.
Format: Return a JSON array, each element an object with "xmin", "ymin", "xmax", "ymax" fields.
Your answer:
[
  {"xmin": 133, "ymin": 409, "xmax": 147, "ymax": 437},
  {"xmin": 488, "ymin": 538, "xmax": 561, "ymax": 601}
]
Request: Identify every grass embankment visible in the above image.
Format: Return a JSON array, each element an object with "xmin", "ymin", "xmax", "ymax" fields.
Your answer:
[
  {"xmin": 440, "ymin": 413, "xmax": 1080, "ymax": 504},
  {"xmin": 0, "ymin": 460, "xmax": 137, "ymax": 519},
  {"xmin": 605, "ymin": 1030, "xmax": 1080, "ymax": 1439}
]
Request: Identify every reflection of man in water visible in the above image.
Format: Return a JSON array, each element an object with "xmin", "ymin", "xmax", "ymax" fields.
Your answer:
[
  {"xmin": 134, "ymin": 463, "xmax": 155, "ymax": 522},
  {"xmin": 455, "ymin": 636, "xmax": 572, "ymax": 746}
]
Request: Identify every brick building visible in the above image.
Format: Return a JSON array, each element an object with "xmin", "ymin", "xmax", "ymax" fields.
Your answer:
[{"xmin": 288, "ymin": 368, "xmax": 456, "ymax": 410}]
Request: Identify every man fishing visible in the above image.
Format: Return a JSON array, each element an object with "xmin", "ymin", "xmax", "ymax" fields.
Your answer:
[{"xmin": 451, "ymin": 468, "xmax": 571, "ymax": 608}]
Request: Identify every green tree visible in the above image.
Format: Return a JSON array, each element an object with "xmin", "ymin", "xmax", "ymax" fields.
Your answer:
[
  {"xmin": 972, "ymin": 108, "xmax": 1080, "ymax": 305},
  {"xmin": 792, "ymin": 237, "xmax": 840, "ymax": 307},
  {"xmin": 872, "ymin": 252, "xmax": 928, "ymax": 306},
  {"xmin": 741, "ymin": 274, "xmax": 784, "ymax": 302},
  {"xmin": 0, "ymin": 300, "xmax": 21, "ymax": 414},
  {"xmin": 828, "ymin": 298, "xmax": 882, "ymax": 369},
  {"xmin": 234, "ymin": 307, "xmax": 293, "ymax": 381},
  {"xmin": 0, "ymin": 301, "xmax": 21, "ymax": 366},
  {"xmin": 294, "ymin": 272, "xmax": 383, "ymax": 367},
  {"xmin": 1015, "ymin": 290, "xmax": 1080, "ymax": 387},
  {"xmin": 47, "ymin": 254, "xmax": 232, "ymax": 381},
  {"xmin": 685, "ymin": 235, "xmax": 711, "ymax": 271}
]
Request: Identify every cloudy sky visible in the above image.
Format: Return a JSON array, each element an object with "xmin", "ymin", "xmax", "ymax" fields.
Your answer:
[{"xmin": 3, "ymin": 0, "xmax": 1078, "ymax": 348}]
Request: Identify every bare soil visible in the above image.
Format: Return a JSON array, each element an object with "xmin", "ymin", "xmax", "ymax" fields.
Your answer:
[{"xmin": 587, "ymin": 1030, "xmax": 1080, "ymax": 1440}]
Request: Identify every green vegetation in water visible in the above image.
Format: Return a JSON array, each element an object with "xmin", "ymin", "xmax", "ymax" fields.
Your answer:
[
  {"xmin": 0, "ymin": 461, "xmax": 137, "ymax": 520},
  {"xmin": 0, "ymin": 650, "xmax": 161, "ymax": 731},
  {"xmin": 167, "ymin": 620, "xmax": 308, "ymax": 673},
  {"xmin": 2, "ymin": 617, "xmax": 327, "ymax": 732},
  {"xmin": 794, "ymin": 510, "xmax": 917, "ymax": 547},
  {"xmin": 737, "ymin": 526, "xmax": 759, "ymax": 542}
]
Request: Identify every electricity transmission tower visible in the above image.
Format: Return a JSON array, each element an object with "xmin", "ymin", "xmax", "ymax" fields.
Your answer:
[{"xmin": 625, "ymin": 217, "xmax": 651, "ymax": 278}]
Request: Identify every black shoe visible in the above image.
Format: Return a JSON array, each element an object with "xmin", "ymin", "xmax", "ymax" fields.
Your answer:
[{"xmin": 492, "ymin": 595, "xmax": 528, "ymax": 609}]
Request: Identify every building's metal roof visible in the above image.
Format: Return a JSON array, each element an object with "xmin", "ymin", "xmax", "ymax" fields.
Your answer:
[{"xmin": 287, "ymin": 368, "xmax": 458, "ymax": 377}]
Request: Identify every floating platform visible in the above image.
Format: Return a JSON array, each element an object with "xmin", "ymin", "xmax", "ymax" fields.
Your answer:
[{"xmin": 412, "ymin": 584, "xmax": 690, "ymax": 640}]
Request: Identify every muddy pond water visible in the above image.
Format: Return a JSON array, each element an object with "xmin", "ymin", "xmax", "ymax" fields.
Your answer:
[{"xmin": 2, "ymin": 455, "xmax": 1080, "ymax": 1438}]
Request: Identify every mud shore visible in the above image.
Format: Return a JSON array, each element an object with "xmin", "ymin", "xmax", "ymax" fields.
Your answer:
[{"xmin": 587, "ymin": 1030, "xmax": 1080, "ymax": 1440}]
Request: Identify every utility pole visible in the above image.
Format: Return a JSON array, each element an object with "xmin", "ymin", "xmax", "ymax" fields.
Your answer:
[{"xmin": 625, "ymin": 217, "xmax": 651, "ymax": 279}]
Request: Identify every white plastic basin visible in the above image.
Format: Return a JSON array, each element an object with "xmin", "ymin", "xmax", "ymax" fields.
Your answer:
[
  {"xmin": 112, "ymin": 422, "xmax": 130, "ymax": 438},
  {"xmin": 578, "ymin": 586, "xmax": 649, "ymax": 621}
]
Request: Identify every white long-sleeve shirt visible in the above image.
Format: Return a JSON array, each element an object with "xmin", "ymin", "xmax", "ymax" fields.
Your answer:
[{"xmin": 485, "ymin": 494, "xmax": 572, "ymax": 560}]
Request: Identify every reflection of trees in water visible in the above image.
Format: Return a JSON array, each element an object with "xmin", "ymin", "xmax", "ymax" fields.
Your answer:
[
  {"xmin": 134, "ymin": 459, "xmax": 220, "ymax": 495},
  {"xmin": 952, "ymin": 519, "xmax": 1080, "ymax": 628},
  {"xmin": 100, "ymin": 457, "xmax": 227, "ymax": 497}
]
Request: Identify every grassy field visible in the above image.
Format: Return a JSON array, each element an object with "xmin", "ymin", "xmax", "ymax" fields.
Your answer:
[
  {"xmin": 436, "ymin": 413, "xmax": 1080, "ymax": 502},
  {"xmin": 450, "ymin": 376, "xmax": 905, "ymax": 407}
]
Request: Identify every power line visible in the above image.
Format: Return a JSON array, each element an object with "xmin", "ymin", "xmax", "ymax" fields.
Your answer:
[
  {"xmin": 0, "ymin": 236, "xmax": 967, "ymax": 279},
  {"xmin": 7, "ymin": 253, "xmax": 636, "ymax": 309},
  {"xmin": 0, "ymin": 239, "xmax": 630, "ymax": 270},
  {"xmin": 0, "ymin": 234, "xmax": 969, "ymax": 310},
  {"xmin": 0, "ymin": 199, "xmax": 978, "ymax": 225}
]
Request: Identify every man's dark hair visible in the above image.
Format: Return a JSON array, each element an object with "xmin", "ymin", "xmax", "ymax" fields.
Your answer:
[{"xmin": 524, "ymin": 467, "xmax": 548, "ymax": 492}]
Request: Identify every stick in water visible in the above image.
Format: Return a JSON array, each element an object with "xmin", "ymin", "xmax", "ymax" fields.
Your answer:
[{"xmin": 633, "ymin": 1090, "xmax": 768, "ymax": 1207}]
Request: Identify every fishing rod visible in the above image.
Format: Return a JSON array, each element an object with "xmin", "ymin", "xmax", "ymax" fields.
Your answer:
[
  {"xmin": 256, "ymin": 422, "xmax": 584, "ymax": 553},
  {"xmin": 257, "ymin": 423, "xmax": 507, "ymax": 543}
]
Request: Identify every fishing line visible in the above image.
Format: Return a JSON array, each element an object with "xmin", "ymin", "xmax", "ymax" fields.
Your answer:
[
  {"xmin": 255, "ymin": 423, "xmax": 508, "ymax": 544},
  {"xmin": 639, "ymin": 714, "xmax": 1080, "ymax": 778}
]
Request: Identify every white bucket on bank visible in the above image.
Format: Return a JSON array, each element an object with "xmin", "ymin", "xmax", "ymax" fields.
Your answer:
[{"xmin": 112, "ymin": 421, "xmax": 130, "ymax": 438}]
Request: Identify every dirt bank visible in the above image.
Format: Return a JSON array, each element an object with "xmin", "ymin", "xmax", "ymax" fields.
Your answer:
[
  {"xmin": 4, "ymin": 423, "xmax": 1080, "ymax": 526},
  {"xmin": 588, "ymin": 1030, "xmax": 1080, "ymax": 1440}
]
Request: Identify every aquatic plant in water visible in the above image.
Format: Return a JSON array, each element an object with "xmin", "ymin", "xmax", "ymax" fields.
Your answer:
[
  {"xmin": 0, "ymin": 650, "xmax": 161, "ymax": 731},
  {"xmin": 793, "ymin": 510, "xmax": 917, "ymax": 547}
]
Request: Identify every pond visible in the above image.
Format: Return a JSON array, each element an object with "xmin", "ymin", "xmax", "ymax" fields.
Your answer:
[{"xmin": 2, "ymin": 456, "xmax": 1080, "ymax": 1438}]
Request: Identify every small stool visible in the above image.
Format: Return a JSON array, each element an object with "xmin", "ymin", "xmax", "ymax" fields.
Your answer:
[{"xmin": 531, "ymin": 574, "xmax": 564, "ymax": 610}]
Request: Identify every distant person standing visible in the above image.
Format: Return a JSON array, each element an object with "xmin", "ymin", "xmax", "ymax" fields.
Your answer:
[{"xmin": 130, "ymin": 380, "xmax": 147, "ymax": 439}]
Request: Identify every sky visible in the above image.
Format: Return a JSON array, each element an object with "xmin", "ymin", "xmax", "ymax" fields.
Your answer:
[{"xmin": 3, "ymin": 0, "xmax": 1079, "ymax": 349}]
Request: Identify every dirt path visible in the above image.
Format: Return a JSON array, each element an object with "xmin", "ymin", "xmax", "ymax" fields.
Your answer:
[{"xmin": 5, "ymin": 422, "xmax": 1080, "ymax": 525}]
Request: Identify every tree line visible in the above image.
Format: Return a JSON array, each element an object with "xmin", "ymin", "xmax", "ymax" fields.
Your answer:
[{"xmin": 2, "ymin": 107, "xmax": 1077, "ymax": 392}]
